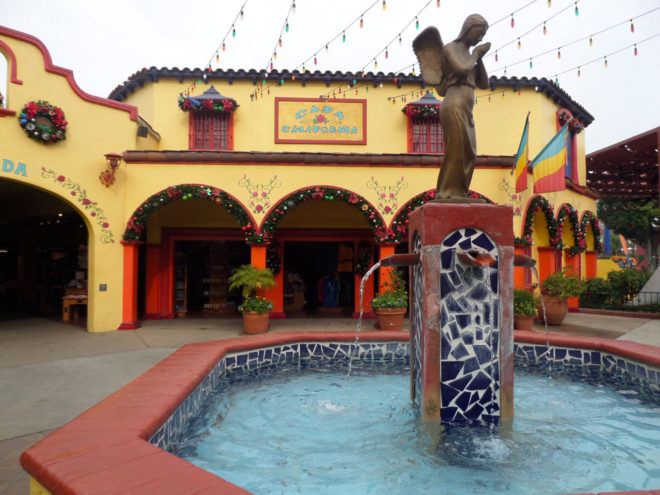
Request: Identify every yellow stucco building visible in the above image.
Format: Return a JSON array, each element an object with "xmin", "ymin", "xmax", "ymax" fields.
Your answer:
[{"xmin": 0, "ymin": 25, "xmax": 601, "ymax": 332}]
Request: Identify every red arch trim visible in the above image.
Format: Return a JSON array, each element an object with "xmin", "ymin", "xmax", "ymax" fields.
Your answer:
[
  {"xmin": 0, "ymin": 38, "xmax": 23, "ymax": 84},
  {"xmin": 0, "ymin": 26, "xmax": 138, "ymax": 120}
]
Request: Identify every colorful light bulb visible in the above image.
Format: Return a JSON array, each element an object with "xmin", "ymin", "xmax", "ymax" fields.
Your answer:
[
  {"xmin": 543, "ymin": 22, "xmax": 547, "ymax": 35},
  {"xmin": 385, "ymin": 49, "xmax": 389, "ymax": 59},
  {"xmin": 529, "ymin": 59, "xmax": 533, "ymax": 69},
  {"xmin": 279, "ymin": 38, "xmax": 282, "ymax": 47},
  {"xmin": 634, "ymin": 44, "xmax": 638, "ymax": 56},
  {"xmin": 574, "ymin": 2, "xmax": 579, "ymax": 15},
  {"xmin": 222, "ymin": 42, "xmax": 226, "ymax": 51},
  {"xmin": 216, "ymin": 53, "xmax": 219, "ymax": 62},
  {"xmin": 577, "ymin": 67, "xmax": 581, "ymax": 77},
  {"xmin": 382, "ymin": 0, "xmax": 386, "ymax": 10},
  {"xmin": 342, "ymin": 31, "xmax": 346, "ymax": 42},
  {"xmin": 285, "ymin": 22, "xmax": 289, "ymax": 32},
  {"xmin": 630, "ymin": 20, "xmax": 635, "ymax": 33},
  {"xmin": 415, "ymin": 17, "xmax": 419, "ymax": 29},
  {"xmin": 232, "ymin": 26, "xmax": 236, "ymax": 37},
  {"xmin": 437, "ymin": 0, "xmax": 440, "ymax": 6},
  {"xmin": 511, "ymin": 15, "xmax": 514, "ymax": 28},
  {"xmin": 495, "ymin": 51, "xmax": 498, "ymax": 62},
  {"xmin": 518, "ymin": 38, "xmax": 521, "ymax": 49},
  {"xmin": 589, "ymin": 37, "xmax": 593, "ymax": 46},
  {"xmin": 360, "ymin": 17, "xmax": 363, "ymax": 28},
  {"xmin": 557, "ymin": 48, "xmax": 561, "ymax": 59},
  {"xmin": 604, "ymin": 56, "xmax": 608, "ymax": 68}
]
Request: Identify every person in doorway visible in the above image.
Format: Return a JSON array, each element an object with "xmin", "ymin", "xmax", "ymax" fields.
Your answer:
[{"xmin": 318, "ymin": 270, "xmax": 340, "ymax": 308}]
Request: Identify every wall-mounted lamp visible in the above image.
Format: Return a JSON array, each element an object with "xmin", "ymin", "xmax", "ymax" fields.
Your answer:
[{"xmin": 99, "ymin": 153, "xmax": 122, "ymax": 187}]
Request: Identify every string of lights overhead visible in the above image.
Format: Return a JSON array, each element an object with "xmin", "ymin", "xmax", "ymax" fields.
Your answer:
[{"xmin": 263, "ymin": 1, "xmax": 298, "ymax": 73}]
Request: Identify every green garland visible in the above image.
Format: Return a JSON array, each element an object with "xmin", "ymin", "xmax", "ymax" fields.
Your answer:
[
  {"xmin": 523, "ymin": 196, "xmax": 562, "ymax": 249},
  {"xmin": 260, "ymin": 186, "xmax": 387, "ymax": 243},
  {"xmin": 581, "ymin": 211, "xmax": 603, "ymax": 253},
  {"xmin": 355, "ymin": 240, "xmax": 373, "ymax": 276},
  {"xmin": 122, "ymin": 184, "xmax": 258, "ymax": 242},
  {"xmin": 556, "ymin": 203, "xmax": 586, "ymax": 257},
  {"xmin": 266, "ymin": 241, "xmax": 282, "ymax": 275}
]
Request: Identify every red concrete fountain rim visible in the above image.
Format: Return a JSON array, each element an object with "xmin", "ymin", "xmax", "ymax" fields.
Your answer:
[{"xmin": 20, "ymin": 330, "xmax": 660, "ymax": 495}]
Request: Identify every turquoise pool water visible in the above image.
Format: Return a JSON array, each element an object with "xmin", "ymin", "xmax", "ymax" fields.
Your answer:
[{"xmin": 174, "ymin": 363, "xmax": 660, "ymax": 494}]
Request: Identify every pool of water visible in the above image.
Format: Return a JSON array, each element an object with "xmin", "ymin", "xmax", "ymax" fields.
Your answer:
[{"xmin": 173, "ymin": 361, "xmax": 660, "ymax": 495}]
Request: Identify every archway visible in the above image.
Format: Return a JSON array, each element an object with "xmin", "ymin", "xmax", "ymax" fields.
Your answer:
[
  {"xmin": 261, "ymin": 186, "xmax": 383, "ymax": 317},
  {"xmin": 120, "ymin": 184, "xmax": 255, "ymax": 322},
  {"xmin": 522, "ymin": 195, "xmax": 559, "ymax": 284},
  {"xmin": 0, "ymin": 179, "xmax": 89, "ymax": 325},
  {"xmin": 581, "ymin": 211, "xmax": 601, "ymax": 278},
  {"xmin": 556, "ymin": 203, "xmax": 584, "ymax": 307}
]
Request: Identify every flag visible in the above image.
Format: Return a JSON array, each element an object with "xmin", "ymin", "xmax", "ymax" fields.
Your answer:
[
  {"xmin": 514, "ymin": 113, "xmax": 530, "ymax": 193},
  {"xmin": 532, "ymin": 124, "xmax": 568, "ymax": 194}
]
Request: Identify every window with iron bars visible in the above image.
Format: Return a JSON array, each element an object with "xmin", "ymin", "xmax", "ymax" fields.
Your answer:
[
  {"xmin": 189, "ymin": 111, "xmax": 233, "ymax": 150},
  {"xmin": 409, "ymin": 117, "xmax": 444, "ymax": 153}
]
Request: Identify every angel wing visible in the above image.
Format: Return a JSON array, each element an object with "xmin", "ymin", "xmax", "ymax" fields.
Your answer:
[{"xmin": 412, "ymin": 27, "xmax": 447, "ymax": 96}]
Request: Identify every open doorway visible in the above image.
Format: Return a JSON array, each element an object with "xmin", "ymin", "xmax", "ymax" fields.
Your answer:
[{"xmin": 283, "ymin": 241, "xmax": 355, "ymax": 316}]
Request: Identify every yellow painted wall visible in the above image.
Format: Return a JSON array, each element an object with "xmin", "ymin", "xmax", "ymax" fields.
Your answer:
[
  {"xmin": 1, "ymin": 29, "xmax": 137, "ymax": 331},
  {"xmin": 598, "ymin": 258, "xmax": 622, "ymax": 278}
]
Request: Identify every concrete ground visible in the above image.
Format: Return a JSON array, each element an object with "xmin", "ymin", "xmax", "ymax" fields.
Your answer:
[{"xmin": 1, "ymin": 312, "xmax": 659, "ymax": 494}]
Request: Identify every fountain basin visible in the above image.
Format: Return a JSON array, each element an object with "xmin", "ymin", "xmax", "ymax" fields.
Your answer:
[{"xmin": 20, "ymin": 330, "xmax": 660, "ymax": 494}]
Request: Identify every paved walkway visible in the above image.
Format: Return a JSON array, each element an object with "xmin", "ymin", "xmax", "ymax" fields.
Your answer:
[{"xmin": 1, "ymin": 313, "xmax": 659, "ymax": 494}]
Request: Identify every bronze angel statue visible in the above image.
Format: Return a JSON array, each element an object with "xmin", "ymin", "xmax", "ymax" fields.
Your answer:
[{"xmin": 413, "ymin": 14, "xmax": 490, "ymax": 201}]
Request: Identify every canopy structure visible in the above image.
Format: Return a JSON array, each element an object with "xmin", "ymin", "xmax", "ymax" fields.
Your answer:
[{"xmin": 586, "ymin": 127, "xmax": 660, "ymax": 199}]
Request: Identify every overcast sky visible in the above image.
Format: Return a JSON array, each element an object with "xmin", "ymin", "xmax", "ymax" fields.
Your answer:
[{"xmin": 2, "ymin": 0, "xmax": 659, "ymax": 153}]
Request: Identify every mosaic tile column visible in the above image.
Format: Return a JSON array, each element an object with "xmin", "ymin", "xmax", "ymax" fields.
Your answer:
[{"xmin": 409, "ymin": 203, "xmax": 514, "ymax": 424}]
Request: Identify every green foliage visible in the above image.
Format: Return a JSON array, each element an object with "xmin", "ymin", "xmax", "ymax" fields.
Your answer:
[
  {"xmin": 371, "ymin": 268, "xmax": 408, "ymax": 309},
  {"xmin": 606, "ymin": 268, "xmax": 651, "ymax": 305},
  {"xmin": 540, "ymin": 268, "xmax": 585, "ymax": 300},
  {"xmin": 579, "ymin": 277, "xmax": 614, "ymax": 307},
  {"xmin": 238, "ymin": 296, "xmax": 274, "ymax": 314},
  {"xmin": 513, "ymin": 289, "xmax": 537, "ymax": 316},
  {"xmin": 228, "ymin": 265, "xmax": 276, "ymax": 299},
  {"xmin": 597, "ymin": 198, "xmax": 659, "ymax": 245}
]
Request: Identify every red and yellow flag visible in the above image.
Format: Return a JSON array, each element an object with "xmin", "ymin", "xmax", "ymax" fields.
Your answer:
[
  {"xmin": 532, "ymin": 124, "xmax": 568, "ymax": 194},
  {"xmin": 514, "ymin": 113, "xmax": 530, "ymax": 193}
]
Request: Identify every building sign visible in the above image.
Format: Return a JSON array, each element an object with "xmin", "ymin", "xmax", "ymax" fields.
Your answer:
[
  {"xmin": 2, "ymin": 158, "xmax": 27, "ymax": 177},
  {"xmin": 275, "ymin": 97, "xmax": 366, "ymax": 145}
]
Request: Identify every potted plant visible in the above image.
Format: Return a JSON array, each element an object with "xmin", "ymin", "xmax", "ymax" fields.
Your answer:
[
  {"xmin": 371, "ymin": 268, "xmax": 408, "ymax": 331},
  {"xmin": 513, "ymin": 289, "xmax": 537, "ymax": 331},
  {"xmin": 228, "ymin": 265, "xmax": 277, "ymax": 334},
  {"xmin": 537, "ymin": 267, "xmax": 585, "ymax": 325}
]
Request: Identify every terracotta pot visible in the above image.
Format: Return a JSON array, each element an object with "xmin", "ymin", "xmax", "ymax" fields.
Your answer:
[
  {"xmin": 375, "ymin": 308, "xmax": 406, "ymax": 331},
  {"xmin": 537, "ymin": 293, "xmax": 568, "ymax": 326},
  {"xmin": 514, "ymin": 314, "xmax": 535, "ymax": 331},
  {"xmin": 242, "ymin": 312, "xmax": 270, "ymax": 334}
]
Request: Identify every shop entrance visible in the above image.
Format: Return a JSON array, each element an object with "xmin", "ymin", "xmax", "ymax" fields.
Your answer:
[
  {"xmin": 0, "ymin": 180, "xmax": 88, "ymax": 324},
  {"xmin": 283, "ymin": 241, "xmax": 355, "ymax": 316},
  {"xmin": 173, "ymin": 240, "xmax": 249, "ymax": 317}
]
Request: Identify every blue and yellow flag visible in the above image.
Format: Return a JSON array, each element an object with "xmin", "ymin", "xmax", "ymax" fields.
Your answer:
[
  {"xmin": 514, "ymin": 113, "xmax": 530, "ymax": 193},
  {"xmin": 532, "ymin": 124, "xmax": 568, "ymax": 194}
]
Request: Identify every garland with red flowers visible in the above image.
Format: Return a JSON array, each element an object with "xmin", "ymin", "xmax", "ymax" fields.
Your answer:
[
  {"xmin": 558, "ymin": 110, "xmax": 584, "ymax": 134},
  {"xmin": 556, "ymin": 204, "xmax": 586, "ymax": 257},
  {"xmin": 402, "ymin": 103, "xmax": 441, "ymax": 118},
  {"xmin": 178, "ymin": 95, "xmax": 238, "ymax": 113},
  {"xmin": 18, "ymin": 100, "xmax": 67, "ymax": 144},
  {"xmin": 260, "ymin": 186, "xmax": 387, "ymax": 243},
  {"xmin": 122, "ymin": 184, "xmax": 257, "ymax": 242},
  {"xmin": 355, "ymin": 240, "xmax": 374, "ymax": 276},
  {"xmin": 266, "ymin": 241, "xmax": 282, "ymax": 275},
  {"xmin": 522, "ymin": 196, "xmax": 562, "ymax": 249},
  {"xmin": 581, "ymin": 211, "xmax": 603, "ymax": 253}
]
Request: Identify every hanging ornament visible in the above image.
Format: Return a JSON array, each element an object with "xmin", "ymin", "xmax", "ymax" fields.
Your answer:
[
  {"xmin": 267, "ymin": 88, "xmax": 270, "ymax": 95},
  {"xmin": 557, "ymin": 48, "xmax": 561, "ymax": 59},
  {"xmin": 342, "ymin": 31, "xmax": 346, "ymax": 42},
  {"xmin": 356, "ymin": 89, "xmax": 358, "ymax": 95},
  {"xmin": 589, "ymin": 36, "xmax": 593, "ymax": 46},
  {"xmin": 412, "ymin": 65, "xmax": 416, "ymax": 76},
  {"xmin": 385, "ymin": 49, "xmax": 389, "ymax": 59},
  {"xmin": 604, "ymin": 56, "xmax": 608, "ymax": 68},
  {"xmin": 577, "ymin": 67, "xmax": 581, "ymax": 77},
  {"xmin": 634, "ymin": 44, "xmax": 638, "ymax": 56},
  {"xmin": 314, "ymin": 55, "xmax": 318, "ymax": 65},
  {"xmin": 630, "ymin": 20, "xmax": 635, "ymax": 33},
  {"xmin": 366, "ymin": 86, "xmax": 369, "ymax": 92},
  {"xmin": 392, "ymin": 98, "xmax": 396, "ymax": 105},
  {"xmin": 574, "ymin": 2, "xmax": 579, "ymax": 15},
  {"xmin": 543, "ymin": 22, "xmax": 547, "ymax": 35},
  {"xmin": 270, "ymin": 62, "xmax": 274, "ymax": 71},
  {"xmin": 415, "ymin": 17, "xmax": 419, "ymax": 29},
  {"xmin": 548, "ymin": 0, "xmax": 551, "ymax": 5},
  {"xmin": 216, "ymin": 52, "xmax": 219, "ymax": 62},
  {"xmin": 360, "ymin": 17, "xmax": 364, "ymax": 28},
  {"xmin": 510, "ymin": 14, "xmax": 514, "ymax": 28},
  {"xmin": 338, "ymin": 87, "xmax": 342, "ymax": 94},
  {"xmin": 518, "ymin": 38, "xmax": 521, "ymax": 49},
  {"xmin": 495, "ymin": 51, "xmax": 498, "ymax": 62},
  {"xmin": 504, "ymin": 66, "xmax": 507, "ymax": 76},
  {"xmin": 382, "ymin": 0, "xmax": 386, "ymax": 10},
  {"xmin": 292, "ymin": 74, "xmax": 296, "ymax": 80},
  {"xmin": 274, "ymin": 51, "xmax": 277, "ymax": 60},
  {"xmin": 222, "ymin": 42, "xmax": 226, "ymax": 51},
  {"xmin": 286, "ymin": 21, "xmax": 290, "ymax": 32},
  {"xmin": 279, "ymin": 38, "xmax": 283, "ymax": 47},
  {"xmin": 488, "ymin": 95, "xmax": 491, "ymax": 102},
  {"xmin": 232, "ymin": 25, "xmax": 236, "ymax": 37},
  {"xmin": 554, "ymin": 75, "xmax": 558, "ymax": 84},
  {"xmin": 302, "ymin": 65, "xmax": 306, "ymax": 73},
  {"xmin": 240, "ymin": 9, "xmax": 244, "ymax": 18},
  {"xmin": 518, "ymin": 90, "xmax": 521, "ymax": 96},
  {"xmin": 374, "ymin": 59, "xmax": 378, "ymax": 69}
]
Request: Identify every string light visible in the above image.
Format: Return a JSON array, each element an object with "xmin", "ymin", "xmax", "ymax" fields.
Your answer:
[
  {"xmin": 529, "ymin": 58, "xmax": 533, "ymax": 69},
  {"xmin": 360, "ymin": 17, "xmax": 364, "ymax": 28},
  {"xmin": 398, "ymin": 34, "xmax": 402, "ymax": 44},
  {"xmin": 557, "ymin": 48, "xmax": 561, "ymax": 59},
  {"xmin": 589, "ymin": 36, "xmax": 593, "ymax": 46},
  {"xmin": 604, "ymin": 56, "xmax": 608, "ymax": 68},
  {"xmin": 222, "ymin": 42, "xmax": 226, "ymax": 51},
  {"xmin": 232, "ymin": 25, "xmax": 236, "ymax": 37},
  {"xmin": 274, "ymin": 51, "xmax": 277, "ymax": 60},
  {"xmin": 543, "ymin": 22, "xmax": 547, "ymax": 35},
  {"xmin": 634, "ymin": 44, "xmax": 638, "ymax": 56},
  {"xmin": 518, "ymin": 38, "xmax": 521, "ymax": 49},
  {"xmin": 577, "ymin": 67, "xmax": 581, "ymax": 77},
  {"xmin": 574, "ymin": 2, "xmax": 579, "ymax": 16},
  {"xmin": 285, "ymin": 21, "xmax": 289, "ymax": 32},
  {"xmin": 240, "ymin": 9, "xmax": 244, "ymax": 18},
  {"xmin": 415, "ymin": 17, "xmax": 419, "ymax": 29},
  {"xmin": 314, "ymin": 55, "xmax": 317, "ymax": 65},
  {"xmin": 510, "ymin": 14, "xmax": 515, "ymax": 28},
  {"xmin": 279, "ymin": 38, "xmax": 282, "ymax": 47},
  {"xmin": 382, "ymin": 0, "xmax": 386, "ymax": 10},
  {"xmin": 548, "ymin": 0, "xmax": 551, "ymax": 6},
  {"xmin": 216, "ymin": 53, "xmax": 219, "ymax": 62},
  {"xmin": 374, "ymin": 59, "xmax": 378, "ymax": 69},
  {"xmin": 630, "ymin": 20, "xmax": 635, "ymax": 32},
  {"xmin": 436, "ymin": 0, "xmax": 440, "ymax": 6},
  {"xmin": 292, "ymin": 1, "xmax": 296, "ymax": 12},
  {"xmin": 495, "ymin": 51, "xmax": 499, "ymax": 62},
  {"xmin": 385, "ymin": 48, "xmax": 389, "ymax": 59},
  {"xmin": 342, "ymin": 31, "xmax": 346, "ymax": 42}
]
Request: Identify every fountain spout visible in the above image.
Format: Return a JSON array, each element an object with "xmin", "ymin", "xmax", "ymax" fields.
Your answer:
[
  {"xmin": 513, "ymin": 253, "xmax": 536, "ymax": 267},
  {"xmin": 457, "ymin": 249, "xmax": 497, "ymax": 268},
  {"xmin": 379, "ymin": 253, "xmax": 421, "ymax": 267}
]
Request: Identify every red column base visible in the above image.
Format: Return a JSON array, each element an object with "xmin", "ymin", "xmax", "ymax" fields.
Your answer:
[
  {"xmin": 118, "ymin": 321, "xmax": 141, "ymax": 330},
  {"xmin": 142, "ymin": 313, "xmax": 161, "ymax": 320},
  {"xmin": 269, "ymin": 312, "xmax": 287, "ymax": 319}
]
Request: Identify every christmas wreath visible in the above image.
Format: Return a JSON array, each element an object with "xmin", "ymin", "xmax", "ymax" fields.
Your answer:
[
  {"xmin": 178, "ymin": 96, "xmax": 238, "ymax": 113},
  {"xmin": 18, "ymin": 101, "xmax": 67, "ymax": 144}
]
